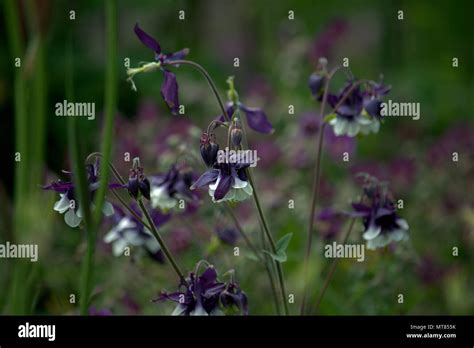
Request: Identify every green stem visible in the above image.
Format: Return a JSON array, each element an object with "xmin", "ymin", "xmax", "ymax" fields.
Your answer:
[
  {"xmin": 312, "ymin": 217, "xmax": 357, "ymax": 313},
  {"xmin": 164, "ymin": 60, "xmax": 230, "ymax": 122},
  {"xmin": 92, "ymin": 0, "xmax": 118, "ymax": 228},
  {"xmin": 137, "ymin": 199, "xmax": 186, "ymax": 284},
  {"xmin": 247, "ymin": 170, "xmax": 289, "ymax": 315}
]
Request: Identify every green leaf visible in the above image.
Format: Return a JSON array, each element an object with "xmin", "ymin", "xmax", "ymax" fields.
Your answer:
[
  {"xmin": 276, "ymin": 233, "xmax": 293, "ymax": 254},
  {"xmin": 323, "ymin": 113, "xmax": 337, "ymax": 123},
  {"xmin": 262, "ymin": 250, "xmax": 287, "ymax": 263},
  {"xmin": 245, "ymin": 253, "xmax": 260, "ymax": 262}
]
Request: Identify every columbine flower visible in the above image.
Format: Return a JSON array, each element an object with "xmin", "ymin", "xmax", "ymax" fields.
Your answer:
[
  {"xmin": 104, "ymin": 205, "xmax": 169, "ymax": 260},
  {"xmin": 150, "ymin": 165, "xmax": 197, "ymax": 210},
  {"xmin": 153, "ymin": 264, "xmax": 248, "ymax": 316},
  {"xmin": 326, "ymin": 80, "xmax": 390, "ymax": 137},
  {"xmin": 215, "ymin": 77, "xmax": 273, "ymax": 134},
  {"xmin": 191, "ymin": 162, "xmax": 253, "ymax": 203},
  {"xmin": 43, "ymin": 163, "xmax": 115, "ymax": 228},
  {"xmin": 127, "ymin": 157, "xmax": 151, "ymax": 200},
  {"xmin": 129, "ymin": 23, "xmax": 189, "ymax": 114},
  {"xmin": 350, "ymin": 185, "xmax": 409, "ymax": 250}
]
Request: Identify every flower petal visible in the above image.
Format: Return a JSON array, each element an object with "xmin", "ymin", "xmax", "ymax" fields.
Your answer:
[
  {"xmin": 64, "ymin": 209, "xmax": 82, "ymax": 228},
  {"xmin": 164, "ymin": 48, "xmax": 190, "ymax": 62},
  {"xmin": 213, "ymin": 174, "xmax": 232, "ymax": 201},
  {"xmin": 240, "ymin": 104, "xmax": 273, "ymax": 134},
  {"xmin": 190, "ymin": 169, "xmax": 219, "ymax": 190},
  {"xmin": 363, "ymin": 225, "xmax": 381, "ymax": 240},
  {"xmin": 134, "ymin": 23, "xmax": 161, "ymax": 54},
  {"xmin": 161, "ymin": 70, "xmax": 180, "ymax": 115}
]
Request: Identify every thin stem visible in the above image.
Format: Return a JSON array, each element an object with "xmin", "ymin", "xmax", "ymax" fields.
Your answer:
[
  {"xmin": 164, "ymin": 59, "xmax": 230, "ymax": 122},
  {"xmin": 312, "ymin": 217, "xmax": 357, "ymax": 313},
  {"xmin": 224, "ymin": 203, "xmax": 261, "ymax": 260},
  {"xmin": 300, "ymin": 68, "xmax": 336, "ymax": 314},
  {"xmin": 224, "ymin": 203, "xmax": 281, "ymax": 314},
  {"xmin": 137, "ymin": 199, "xmax": 186, "ymax": 284},
  {"xmin": 110, "ymin": 189, "xmax": 152, "ymax": 230},
  {"xmin": 247, "ymin": 170, "xmax": 289, "ymax": 315}
]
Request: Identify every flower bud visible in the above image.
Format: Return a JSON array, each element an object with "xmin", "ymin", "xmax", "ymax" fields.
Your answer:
[
  {"xmin": 127, "ymin": 157, "xmax": 150, "ymax": 200},
  {"xmin": 231, "ymin": 119, "xmax": 242, "ymax": 147},
  {"xmin": 200, "ymin": 132, "xmax": 219, "ymax": 167},
  {"xmin": 308, "ymin": 72, "xmax": 325, "ymax": 97}
]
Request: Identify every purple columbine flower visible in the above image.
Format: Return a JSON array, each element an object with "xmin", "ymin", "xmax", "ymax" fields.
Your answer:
[
  {"xmin": 326, "ymin": 80, "xmax": 390, "ymax": 137},
  {"xmin": 191, "ymin": 161, "xmax": 253, "ymax": 203},
  {"xmin": 216, "ymin": 101, "xmax": 273, "ymax": 134},
  {"xmin": 132, "ymin": 23, "xmax": 189, "ymax": 115},
  {"xmin": 350, "ymin": 189, "xmax": 409, "ymax": 250},
  {"xmin": 153, "ymin": 264, "xmax": 248, "ymax": 316},
  {"xmin": 43, "ymin": 162, "xmax": 117, "ymax": 228},
  {"xmin": 104, "ymin": 204, "xmax": 169, "ymax": 260},
  {"xmin": 150, "ymin": 165, "xmax": 197, "ymax": 210}
]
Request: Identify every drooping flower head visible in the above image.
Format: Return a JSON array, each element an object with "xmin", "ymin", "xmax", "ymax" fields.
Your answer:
[
  {"xmin": 127, "ymin": 157, "xmax": 151, "ymax": 200},
  {"xmin": 323, "ymin": 78, "xmax": 391, "ymax": 137},
  {"xmin": 216, "ymin": 77, "xmax": 274, "ymax": 134},
  {"xmin": 154, "ymin": 263, "xmax": 248, "ymax": 316},
  {"xmin": 43, "ymin": 161, "xmax": 117, "ymax": 228},
  {"xmin": 350, "ymin": 174, "xmax": 409, "ymax": 250},
  {"xmin": 150, "ymin": 164, "xmax": 197, "ymax": 211},
  {"xmin": 128, "ymin": 23, "xmax": 189, "ymax": 114},
  {"xmin": 104, "ymin": 204, "xmax": 169, "ymax": 261}
]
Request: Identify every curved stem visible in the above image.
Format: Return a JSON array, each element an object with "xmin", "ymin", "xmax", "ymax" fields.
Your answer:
[
  {"xmin": 164, "ymin": 59, "xmax": 230, "ymax": 122},
  {"xmin": 137, "ymin": 198, "xmax": 186, "ymax": 284}
]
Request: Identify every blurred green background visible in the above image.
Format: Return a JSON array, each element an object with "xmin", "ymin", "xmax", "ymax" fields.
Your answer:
[{"xmin": 0, "ymin": 0, "xmax": 473, "ymax": 315}]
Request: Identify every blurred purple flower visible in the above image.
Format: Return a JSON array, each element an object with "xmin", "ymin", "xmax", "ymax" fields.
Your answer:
[
  {"xmin": 316, "ymin": 208, "xmax": 343, "ymax": 240},
  {"xmin": 253, "ymin": 139, "xmax": 282, "ymax": 169},
  {"xmin": 89, "ymin": 307, "xmax": 112, "ymax": 316},
  {"xmin": 416, "ymin": 255, "xmax": 449, "ymax": 286},
  {"xmin": 309, "ymin": 19, "xmax": 348, "ymax": 63},
  {"xmin": 216, "ymin": 227, "xmax": 240, "ymax": 245},
  {"xmin": 324, "ymin": 126, "xmax": 356, "ymax": 161},
  {"xmin": 299, "ymin": 112, "xmax": 320, "ymax": 137},
  {"xmin": 104, "ymin": 204, "xmax": 169, "ymax": 261}
]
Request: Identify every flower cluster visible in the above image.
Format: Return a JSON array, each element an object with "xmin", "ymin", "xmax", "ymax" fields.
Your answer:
[{"xmin": 154, "ymin": 264, "xmax": 247, "ymax": 315}]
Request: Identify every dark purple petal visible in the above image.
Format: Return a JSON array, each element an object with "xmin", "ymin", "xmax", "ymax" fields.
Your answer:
[
  {"xmin": 213, "ymin": 175, "xmax": 232, "ymax": 200},
  {"xmin": 215, "ymin": 103, "xmax": 235, "ymax": 123},
  {"xmin": 150, "ymin": 209, "xmax": 171, "ymax": 228},
  {"xmin": 308, "ymin": 73, "xmax": 325, "ymax": 97},
  {"xmin": 351, "ymin": 203, "xmax": 372, "ymax": 217},
  {"xmin": 240, "ymin": 104, "xmax": 273, "ymax": 134},
  {"xmin": 42, "ymin": 181, "xmax": 73, "ymax": 193},
  {"xmin": 127, "ymin": 178, "xmax": 139, "ymax": 198},
  {"xmin": 139, "ymin": 178, "xmax": 151, "ymax": 200},
  {"xmin": 200, "ymin": 267, "xmax": 218, "ymax": 285},
  {"xmin": 364, "ymin": 98, "xmax": 382, "ymax": 118},
  {"xmin": 190, "ymin": 169, "xmax": 219, "ymax": 190},
  {"xmin": 160, "ymin": 70, "xmax": 179, "ymax": 115},
  {"xmin": 134, "ymin": 23, "xmax": 161, "ymax": 54},
  {"xmin": 163, "ymin": 48, "xmax": 190, "ymax": 62},
  {"xmin": 203, "ymin": 283, "xmax": 226, "ymax": 298}
]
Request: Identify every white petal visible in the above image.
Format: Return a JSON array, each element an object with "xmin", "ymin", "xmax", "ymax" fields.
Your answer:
[
  {"xmin": 232, "ymin": 176, "xmax": 248, "ymax": 189},
  {"xmin": 112, "ymin": 238, "xmax": 128, "ymax": 256},
  {"xmin": 150, "ymin": 186, "xmax": 177, "ymax": 209},
  {"xmin": 346, "ymin": 122, "xmax": 360, "ymax": 137},
  {"xmin": 102, "ymin": 201, "xmax": 115, "ymax": 216},
  {"xmin": 333, "ymin": 119, "xmax": 347, "ymax": 136},
  {"xmin": 396, "ymin": 218, "xmax": 409, "ymax": 230},
  {"xmin": 54, "ymin": 194, "xmax": 70, "ymax": 214},
  {"xmin": 172, "ymin": 304, "xmax": 187, "ymax": 316},
  {"xmin": 64, "ymin": 209, "xmax": 82, "ymax": 228},
  {"xmin": 104, "ymin": 230, "xmax": 119, "ymax": 243},
  {"xmin": 190, "ymin": 304, "xmax": 208, "ymax": 316},
  {"xmin": 363, "ymin": 225, "xmax": 381, "ymax": 240},
  {"xmin": 145, "ymin": 238, "xmax": 161, "ymax": 253}
]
